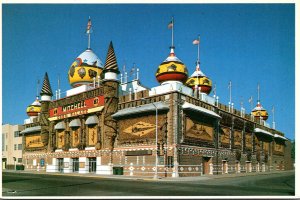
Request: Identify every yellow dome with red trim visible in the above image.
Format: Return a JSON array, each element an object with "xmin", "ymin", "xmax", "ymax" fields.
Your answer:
[
  {"xmin": 68, "ymin": 49, "xmax": 103, "ymax": 88},
  {"xmin": 155, "ymin": 47, "xmax": 188, "ymax": 84},
  {"xmin": 185, "ymin": 63, "xmax": 212, "ymax": 94},
  {"xmin": 26, "ymin": 97, "xmax": 41, "ymax": 117},
  {"xmin": 251, "ymin": 101, "xmax": 269, "ymax": 120}
]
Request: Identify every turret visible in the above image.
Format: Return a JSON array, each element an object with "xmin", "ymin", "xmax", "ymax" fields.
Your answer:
[
  {"xmin": 39, "ymin": 72, "xmax": 53, "ymax": 148},
  {"xmin": 102, "ymin": 41, "xmax": 120, "ymax": 151}
]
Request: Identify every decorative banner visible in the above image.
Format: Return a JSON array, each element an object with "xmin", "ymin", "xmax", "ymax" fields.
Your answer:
[
  {"xmin": 263, "ymin": 142, "xmax": 270, "ymax": 152},
  {"xmin": 245, "ymin": 132, "xmax": 252, "ymax": 149},
  {"xmin": 185, "ymin": 117, "xmax": 213, "ymax": 142},
  {"xmin": 118, "ymin": 115, "xmax": 166, "ymax": 143},
  {"xmin": 88, "ymin": 126, "xmax": 97, "ymax": 146},
  {"xmin": 72, "ymin": 129, "xmax": 80, "ymax": 147},
  {"xmin": 220, "ymin": 126, "xmax": 230, "ymax": 145},
  {"xmin": 49, "ymin": 96, "xmax": 104, "ymax": 120},
  {"xmin": 26, "ymin": 135, "xmax": 43, "ymax": 148},
  {"xmin": 57, "ymin": 130, "xmax": 65, "ymax": 149},
  {"xmin": 234, "ymin": 130, "xmax": 242, "ymax": 147},
  {"xmin": 274, "ymin": 143, "xmax": 284, "ymax": 153}
]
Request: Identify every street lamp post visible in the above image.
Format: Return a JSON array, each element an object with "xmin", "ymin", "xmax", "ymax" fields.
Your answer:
[
  {"xmin": 152, "ymin": 102, "xmax": 158, "ymax": 179},
  {"xmin": 141, "ymin": 98, "xmax": 158, "ymax": 179}
]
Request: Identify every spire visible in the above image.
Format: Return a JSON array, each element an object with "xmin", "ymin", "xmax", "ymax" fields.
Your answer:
[
  {"xmin": 40, "ymin": 72, "xmax": 53, "ymax": 97},
  {"xmin": 103, "ymin": 41, "xmax": 119, "ymax": 74}
]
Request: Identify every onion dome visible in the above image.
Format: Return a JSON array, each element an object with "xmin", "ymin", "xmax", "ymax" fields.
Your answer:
[
  {"xmin": 251, "ymin": 101, "xmax": 269, "ymax": 120},
  {"xmin": 68, "ymin": 48, "xmax": 103, "ymax": 88},
  {"xmin": 26, "ymin": 97, "xmax": 41, "ymax": 117},
  {"xmin": 155, "ymin": 47, "xmax": 188, "ymax": 84},
  {"xmin": 185, "ymin": 62, "xmax": 212, "ymax": 94}
]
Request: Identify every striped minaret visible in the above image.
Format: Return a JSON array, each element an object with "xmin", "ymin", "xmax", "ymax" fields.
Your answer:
[
  {"xmin": 103, "ymin": 41, "xmax": 120, "ymax": 80},
  {"xmin": 39, "ymin": 72, "xmax": 52, "ymax": 148},
  {"xmin": 40, "ymin": 72, "xmax": 53, "ymax": 101}
]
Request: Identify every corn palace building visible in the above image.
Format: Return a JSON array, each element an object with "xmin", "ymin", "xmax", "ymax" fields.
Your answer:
[{"xmin": 20, "ymin": 19, "xmax": 293, "ymax": 178}]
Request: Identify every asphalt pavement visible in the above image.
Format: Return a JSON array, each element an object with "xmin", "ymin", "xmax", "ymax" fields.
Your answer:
[{"xmin": 2, "ymin": 170, "xmax": 296, "ymax": 197}]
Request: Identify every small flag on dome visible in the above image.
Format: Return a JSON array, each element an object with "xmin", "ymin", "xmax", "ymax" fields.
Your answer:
[
  {"xmin": 130, "ymin": 64, "xmax": 135, "ymax": 76},
  {"xmin": 248, "ymin": 96, "xmax": 253, "ymax": 103},
  {"xmin": 168, "ymin": 20, "xmax": 173, "ymax": 29},
  {"xmin": 86, "ymin": 17, "xmax": 92, "ymax": 34},
  {"xmin": 193, "ymin": 39, "xmax": 200, "ymax": 45},
  {"xmin": 228, "ymin": 80, "xmax": 232, "ymax": 89}
]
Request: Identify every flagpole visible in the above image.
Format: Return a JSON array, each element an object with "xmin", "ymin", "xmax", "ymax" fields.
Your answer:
[
  {"xmin": 257, "ymin": 83, "xmax": 260, "ymax": 102},
  {"xmin": 197, "ymin": 35, "xmax": 200, "ymax": 64},
  {"xmin": 229, "ymin": 81, "xmax": 232, "ymax": 104},
  {"xmin": 87, "ymin": 16, "xmax": 91, "ymax": 49},
  {"xmin": 88, "ymin": 33, "xmax": 91, "ymax": 49},
  {"xmin": 171, "ymin": 16, "xmax": 174, "ymax": 47},
  {"xmin": 36, "ymin": 79, "xmax": 40, "ymax": 98},
  {"xmin": 272, "ymin": 106, "xmax": 275, "ymax": 128}
]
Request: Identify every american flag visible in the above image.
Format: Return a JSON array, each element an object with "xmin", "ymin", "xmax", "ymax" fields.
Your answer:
[
  {"xmin": 86, "ymin": 18, "xmax": 92, "ymax": 34},
  {"xmin": 193, "ymin": 39, "xmax": 200, "ymax": 45},
  {"xmin": 168, "ymin": 20, "xmax": 173, "ymax": 29}
]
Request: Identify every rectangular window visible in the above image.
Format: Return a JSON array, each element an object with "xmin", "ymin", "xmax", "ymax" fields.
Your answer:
[
  {"xmin": 167, "ymin": 156, "xmax": 174, "ymax": 168},
  {"xmin": 14, "ymin": 131, "xmax": 20, "ymax": 137},
  {"xmin": 18, "ymin": 158, "xmax": 22, "ymax": 163},
  {"xmin": 14, "ymin": 144, "xmax": 17, "ymax": 150},
  {"xmin": 18, "ymin": 144, "xmax": 22, "ymax": 150}
]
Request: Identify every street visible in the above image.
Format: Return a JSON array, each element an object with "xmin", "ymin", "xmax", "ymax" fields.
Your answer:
[{"xmin": 2, "ymin": 170, "xmax": 295, "ymax": 197}]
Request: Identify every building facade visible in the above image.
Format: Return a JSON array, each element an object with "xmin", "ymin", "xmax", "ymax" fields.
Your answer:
[
  {"xmin": 20, "ymin": 18, "xmax": 292, "ymax": 178},
  {"xmin": 2, "ymin": 124, "xmax": 24, "ymax": 170}
]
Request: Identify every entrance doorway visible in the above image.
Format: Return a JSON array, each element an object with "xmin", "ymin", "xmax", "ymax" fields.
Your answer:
[
  {"xmin": 202, "ymin": 157, "xmax": 212, "ymax": 175},
  {"xmin": 72, "ymin": 158, "xmax": 79, "ymax": 172},
  {"xmin": 88, "ymin": 157, "xmax": 96, "ymax": 173},
  {"xmin": 222, "ymin": 160, "xmax": 228, "ymax": 174},
  {"xmin": 246, "ymin": 161, "xmax": 251, "ymax": 173},
  {"xmin": 58, "ymin": 158, "xmax": 64, "ymax": 173},
  {"xmin": 2, "ymin": 158, "xmax": 7, "ymax": 170}
]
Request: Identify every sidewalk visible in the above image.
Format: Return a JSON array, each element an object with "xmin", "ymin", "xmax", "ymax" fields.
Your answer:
[{"xmin": 3, "ymin": 169, "xmax": 294, "ymax": 182}]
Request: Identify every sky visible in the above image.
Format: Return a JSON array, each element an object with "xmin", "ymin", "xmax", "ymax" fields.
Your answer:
[{"xmin": 2, "ymin": 3, "xmax": 296, "ymax": 140}]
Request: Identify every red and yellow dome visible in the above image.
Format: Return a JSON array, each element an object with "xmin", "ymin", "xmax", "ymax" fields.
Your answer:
[
  {"xmin": 155, "ymin": 47, "xmax": 188, "ymax": 84},
  {"xmin": 68, "ymin": 49, "xmax": 103, "ymax": 88},
  {"xmin": 185, "ymin": 63, "xmax": 212, "ymax": 94},
  {"xmin": 251, "ymin": 101, "xmax": 268, "ymax": 120},
  {"xmin": 26, "ymin": 97, "xmax": 41, "ymax": 117}
]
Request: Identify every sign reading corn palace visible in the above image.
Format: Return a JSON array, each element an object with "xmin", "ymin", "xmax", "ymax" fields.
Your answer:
[{"xmin": 21, "ymin": 17, "xmax": 292, "ymax": 178}]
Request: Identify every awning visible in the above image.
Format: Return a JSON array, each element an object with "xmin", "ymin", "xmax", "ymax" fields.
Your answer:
[
  {"xmin": 112, "ymin": 102, "xmax": 169, "ymax": 119},
  {"xmin": 20, "ymin": 126, "xmax": 41, "ymax": 134},
  {"xmin": 54, "ymin": 121, "xmax": 66, "ymax": 130},
  {"xmin": 182, "ymin": 102, "xmax": 221, "ymax": 119},
  {"xmin": 85, "ymin": 115, "xmax": 98, "ymax": 125},
  {"xmin": 274, "ymin": 134, "xmax": 287, "ymax": 140},
  {"xmin": 254, "ymin": 128, "xmax": 273, "ymax": 137},
  {"xmin": 69, "ymin": 119, "xmax": 81, "ymax": 127}
]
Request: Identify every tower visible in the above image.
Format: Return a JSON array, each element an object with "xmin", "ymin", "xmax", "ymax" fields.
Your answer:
[
  {"xmin": 68, "ymin": 17, "xmax": 103, "ymax": 88},
  {"xmin": 155, "ymin": 17, "xmax": 188, "ymax": 85},
  {"xmin": 102, "ymin": 41, "xmax": 120, "ymax": 150},
  {"xmin": 251, "ymin": 83, "xmax": 268, "ymax": 120},
  {"xmin": 39, "ymin": 72, "xmax": 53, "ymax": 148},
  {"xmin": 185, "ymin": 35, "xmax": 212, "ymax": 94}
]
